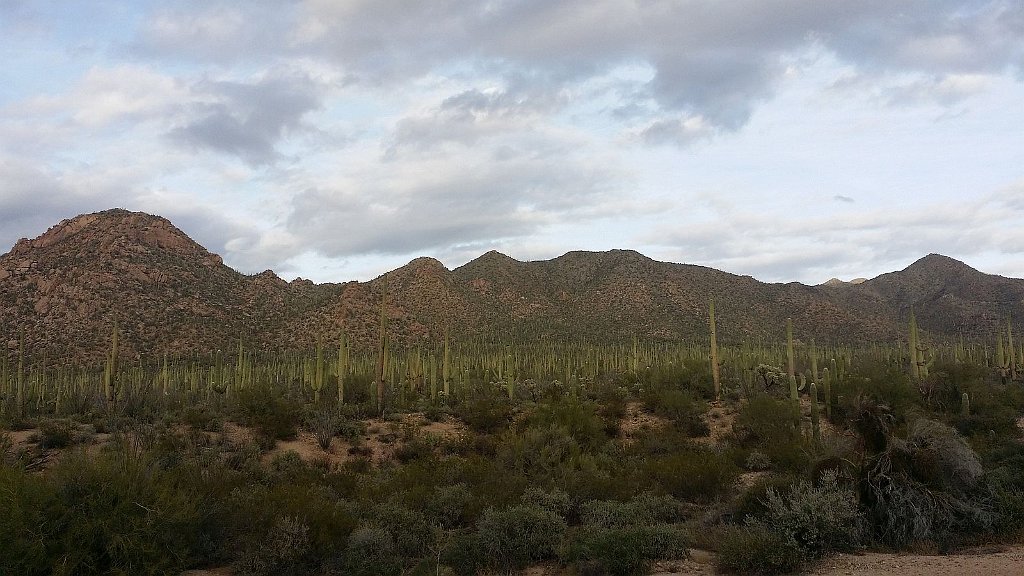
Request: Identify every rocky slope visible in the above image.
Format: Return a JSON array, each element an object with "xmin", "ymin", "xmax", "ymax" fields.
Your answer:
[{"xmin": 2, "ymin": 209, "xmax": 1023, "ymax": 364}]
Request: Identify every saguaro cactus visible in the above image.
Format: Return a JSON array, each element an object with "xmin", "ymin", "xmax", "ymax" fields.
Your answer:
[
  {"xmin": 908, "ymin": 311, "xmax": 932, "ymax": 379},
  {"xmin": 312, "ymin": 335, "xmax": 325, "ymax": 404},
  {"xmin": 376, "ymin": 273, "xmax": 389, "ymax": 415},
  {"xmin": 1008, "ymin": 318, "xmax": 1017, "ymax": 381},
  {"xmin": 809, "ymin": 382, "xmax": 821, "ymax": 446},
  {"xmin": 442, "ymin": 328, "xmax": 451, "ymax": 397},
  {"xmin": 338, "ymin": 332, "xmax": 349, "ymax": 406},
  {"xmin": 709, "ymin": 298, "xmax": 721, "ymax": 402},
  {"xmin": 786, "ymin": 317, "xmax": 795, "ymax": 382},
  {"xmin": 103, "ymin": 321, "xmax": 119, "ymax": 407}
]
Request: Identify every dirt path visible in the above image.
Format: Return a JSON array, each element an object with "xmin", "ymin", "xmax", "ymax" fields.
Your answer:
[{"xmin": 651, "ymin": 545, "xmax": 1024, "ymax": 575}]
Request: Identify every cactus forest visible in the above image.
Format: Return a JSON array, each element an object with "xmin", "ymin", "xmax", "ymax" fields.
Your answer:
[{"xmin": 3, "ymin": 278, "xmax": 1024, "ymax": 576}]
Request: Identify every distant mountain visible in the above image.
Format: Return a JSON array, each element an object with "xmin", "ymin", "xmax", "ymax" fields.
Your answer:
[
  {"xmin": 2, "ymin": 210, "xmax": 1023, "ymax": 364},
  {"xmin": 0, "ymin": 209, "xmax": 339, "ymax": 361}
]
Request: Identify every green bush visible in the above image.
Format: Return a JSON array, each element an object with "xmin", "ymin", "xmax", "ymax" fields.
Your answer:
[
  {"xmin": 580, "ymin": 492, "xmax": 687, "ymax": 528},
  {"xmin": 525, "ymin": 398, "xmax": 611, "ymax": 451},
  {"xmin": 715, "ymin": 524, "xmax": 801, "ymax": 575},
  {"xmin": 735, "ymin": 396, "xmax": 808, "ymax": 472},
  {"xmin": 227, "ymin": 482, "xmax": 357, "ymax": 569},
  {"xmin": 0, "ymin": 452, "xmax": 213, "ymax": 576},
  {"xmin": 646, "ymin": 447, "xmax": 741, "ymax": 501},
  {"xmin": 642, "ymin": 388, "xmax": 709, "ymax": 436},
  {"xmin": 234, "ymin": 515, "xmax": 313, "ymax": 576},
  {"xmin": 563, "ymin": 524, "xmax": 688, "ymax": 576},
  {"xmin": 345, "ymin": 526, "xmax": 403, "ymax": 576},
  {"xmin": 455, "ymin": 395, "xmax": 512, "ymax": 434},
  {"xmin": 729, "ymin": 475, "xmax": 799, "ymax": 524},
  {"xmin": 751, "ymin": 470, "xmax": 861, "ymax": 559},
  {"xmin": 474, "ymin": 504, "xmax": 566, "ymax": 572},
  {"xmin": 425, "ymin": 482, "xmax": 474, "ymax": 529},
  {"xmin": 362, "ymin": 503, "xmax": 434, "ymax": 559},
  {"xmin": 233, "ymin": 384, "xmax": 302, "ymax": 442}
]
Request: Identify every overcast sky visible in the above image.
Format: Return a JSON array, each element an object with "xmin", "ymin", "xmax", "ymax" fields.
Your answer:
[{"xmin": 2, "ymin": 1, "xmax": 1022, "ymax": 284}]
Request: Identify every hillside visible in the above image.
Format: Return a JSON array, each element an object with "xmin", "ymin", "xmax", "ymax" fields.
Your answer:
[{"xmin": 2, "ymin": 209, "xmax": 1023, "ymax": 363}]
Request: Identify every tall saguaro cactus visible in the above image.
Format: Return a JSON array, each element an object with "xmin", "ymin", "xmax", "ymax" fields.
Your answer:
[
  {"xmin": 786, "ymin": 317, "xmax": 795, "ymax": 381},
  {"xmin": 1008, "ymin": 318, "xmax": 1017, "ymax": 381},
  {"xmin": 103, "ymin": 320, "xmax": 119, "ymax": 407},
  {"xmin": 338, "ymin": 332, "xmax": 349, "ymax": 406},
  {"xmin": 709, "ymin": 298, "xmax": 721, "ymax": 401},
  {"xmin": 312, "ymin": 335, "xmax": 325, "ymax": 404},
  {"xmin": 908, "ymin": 311, "xmax": 932, "ymax": 379},
  {"xmin": 442, "ymin": 327, "xmax": 451, "ymax": 397},
  {"xmin": 376, "ymin": 273, "xmax": 389, "ymax": 415},
  {"xmin": 16, "ymin": 331, "xmax": 25, "ymax": 418}
]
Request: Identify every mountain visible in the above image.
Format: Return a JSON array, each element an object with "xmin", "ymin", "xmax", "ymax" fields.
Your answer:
[
  {"xmin": 2, "ymin": 210, "xmax": 1023, "ymax": 364},
  {"xmin": 0, "ymin": 209, "xmax": 339, "ymax": 362}
]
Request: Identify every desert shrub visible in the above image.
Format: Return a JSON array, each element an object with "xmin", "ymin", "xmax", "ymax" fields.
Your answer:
[
  {"xmin": 855, "ymin": 406, "xmax": 997, "ymax": 548},
  {"xmin": 474, "ymin": 504, "xmax": 566, "ymax": 572},
  {"xmin": 362, "ymin": 504, "xmax": 434, "ymax": 559},
  {"xmin": 643, "ymin": 359, "xmax": 713, "ymax": 399},
  {"xmin": 425, "ymin": 482, "xmax": 474, "ymax": 528},
  {"xmin": 642, "ymin": 388, "xmax": 709, "ymax": 436},
  {"xmin": 0, "ymin": 431, "xmax": 14, "ymax": 465},
  {"xmin": 749, "ymin": 470, "xmax": 861, "ymax": 559},
  {"xmin": 455, "ymin": 395, "xmax": 512, "ymax": 434},
  {"xmin": 744, "ymin": 450, "xmax": 772, "ymax": 471},
  {"xmin": 715, "ymin": 524, "xmax": 801, "ymax": 575},
  {"xmin": 37, "ymin": 418, "xmax": 77, "ymax": 449},
  {"xmin": 580, "ymin": 492, "xmax": 687, "ymax": 528},
  {"xmin": 521, "ymin": 486, "xmax": 575, "ymax": 519},
  {"xmin": 563, "ymin": 524, "xmax": 688, "ymax": 576},
  {"xmin": 267, "ymin": 450, "xmax": 318, "ymax": 484},
  {"xmin": 0, "ymin": 451, "xmax": 213, "ymax": 576},
  {"xmin": 233, "ymin": 384, "xmax": 302, "ymax": 442},
  {"xmin": 234, "ymin": 515, "xmax": 313, "ymax": 576},
  {"xmin": 182, "ymin": 404, "xmax": 223, "ymax": 432},
  {"xmin": 525, "ymin": 398, "xmax": 610, "ymax": 451},
  {"xmin": 345, "ymin": 526, "xmax": 402, "ymax": 576},
  {"xmin": 0, "ymin": 464, "xmax": 59, "ymax": 575},
  {"xmin": 394, "ymin": 437, "xmax": 434, "ymax": 463},
  {"xmin": 729, "ymin": 475, "xmax": 799, "ymax": 524},
  {"xmin": 646, "ymin": 446, "xmax": 741, "ymax": 501},
  {"xmin": 952, "ymin": 380, "xmax": 1024, "ymax": 440},
  {"xmin": 735, "ymin": 396, "xmax": 808, "ymax": 472},
  {"xmin": 305, "ymin": 406, "xmax": 342, "ymax": 451},
  {"xmin": 498, "ymin": 423, "xmax": 582, "ymax": 478},
  {"xmin": 440, "ymin": 530, "xmax": 482, "ymax": 576},
  {"xmin": 838, "ymin": 366, "xmax": 919, "ymax": 421},
  {"xmin": 227, "ymin": 482, "xmax": 357, "ymax": 569}
]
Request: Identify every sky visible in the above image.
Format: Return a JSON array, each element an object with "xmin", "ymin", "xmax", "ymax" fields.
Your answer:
[{"xmin": 1, "ymin": 1, "xmax": 1023, "ymax": 285}]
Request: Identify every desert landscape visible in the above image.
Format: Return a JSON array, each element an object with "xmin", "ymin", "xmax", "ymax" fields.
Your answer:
[{"xmin": 2, "ymin": 210, "xmax": 1024, "ymax": 575}]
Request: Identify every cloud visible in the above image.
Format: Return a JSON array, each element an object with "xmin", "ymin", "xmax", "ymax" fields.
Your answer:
[
  {"xmin": 167, "ymin": 70, "xmax": 327, "ymax": 166},
  {"xmin": 286, "ymin": 0, "xmax": 1024, "ymax": 137},
  {"xmin": 637, "ymin": 115, "xmax": 715, "ymax": 147},
  {"xmin": 834, "ymin": 195, "xmax": 855, "ymax": 203},
  {"xmin": 643, "ymin": 185, "xmax": 1024, "ymax": 283},
  {"xmin": 131, "ymin": 0, "xmax": 303, "ymax": 63},
  {"xmin": 285, "ymin": 142, "xmax": 625, "ymax": 258}
]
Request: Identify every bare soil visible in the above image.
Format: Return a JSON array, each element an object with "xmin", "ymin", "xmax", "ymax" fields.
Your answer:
[
  {"xmin": 650, "ymin": 545, "xmax": 1024, "ymax": 575},
  {"xmin": 619, "ymin": 401, "xmax": 669, "ymax": 442}
]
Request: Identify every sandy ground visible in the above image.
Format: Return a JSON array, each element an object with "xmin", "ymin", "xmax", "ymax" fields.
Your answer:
[
  {"xmin": 648, "ymin": 545, "xmax": 1024, "ymax": 575},
  {"xmin": 181, "ymin": 544, "xmax": 1024, "ymax": 576}
]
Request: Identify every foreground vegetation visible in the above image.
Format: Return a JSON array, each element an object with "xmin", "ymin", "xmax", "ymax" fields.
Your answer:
[{"xmin": 2, "ymin": 314, "xmax": 1024, "ymax": 575}]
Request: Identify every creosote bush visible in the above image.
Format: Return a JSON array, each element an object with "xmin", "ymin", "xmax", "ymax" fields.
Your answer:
[
  {"xmin": 716, "ymin": 523, "xmax": 801, "ymax": 575},
  {"xmin": 233, "ymin": 383, "xmax": 303, "ymax": 443}
]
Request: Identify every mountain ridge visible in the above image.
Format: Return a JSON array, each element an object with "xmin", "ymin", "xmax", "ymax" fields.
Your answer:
[{"xmin": 3, "ymin": 209, "xmax": 1023, "ymax": 363}]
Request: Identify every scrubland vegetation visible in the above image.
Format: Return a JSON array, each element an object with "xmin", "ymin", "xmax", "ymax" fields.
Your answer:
[{"xmin": 2, "ymin": 311, "xmax": 1024, "ymax": 575}]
